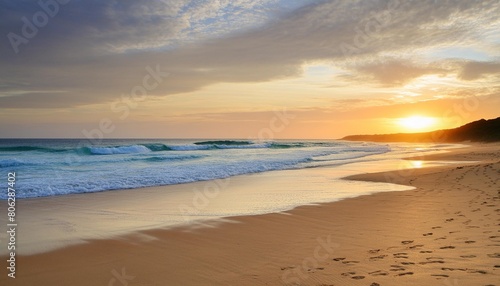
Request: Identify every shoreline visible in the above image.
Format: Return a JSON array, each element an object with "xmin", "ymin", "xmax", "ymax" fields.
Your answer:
[
  {"xmin": 1, "ymin": 143, "xmax": 438, "ymax": 256},
  {"xmin": 1, "ymin": 143, "xmax": 499, "ymax": 285}
]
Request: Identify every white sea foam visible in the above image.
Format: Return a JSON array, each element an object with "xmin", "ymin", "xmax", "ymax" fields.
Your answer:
[
  {"xmin": 88, "ymin": 145, "xmax": 151, "ymax": 155},
  {"xmin": 0, "ymin": 139, "xmax": 431, "ymax": 199}
]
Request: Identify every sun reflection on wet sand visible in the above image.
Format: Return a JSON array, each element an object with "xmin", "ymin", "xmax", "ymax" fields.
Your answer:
[{"xmin": 409, "ymin": 160, "xmax": 424, "ymax": 168}]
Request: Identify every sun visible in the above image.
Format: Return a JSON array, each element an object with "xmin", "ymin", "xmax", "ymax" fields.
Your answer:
[{"xmin": 397, "ymin": 115, "xmax": 437, "ymax": 131}]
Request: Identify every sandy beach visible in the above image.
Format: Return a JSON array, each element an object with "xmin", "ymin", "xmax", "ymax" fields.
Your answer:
[
  {"xmin": 1, "ymin": 143, "xmax": 499, "ymax": 285},
  {"xmin": 2, "ymin": 0, "xmax": 499, "ymax": 285}
]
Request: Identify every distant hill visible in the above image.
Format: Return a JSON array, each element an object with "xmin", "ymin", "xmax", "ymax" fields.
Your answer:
[{"xmin": 342, "ymin": 117, "xmax": 500, "ymax": 143}]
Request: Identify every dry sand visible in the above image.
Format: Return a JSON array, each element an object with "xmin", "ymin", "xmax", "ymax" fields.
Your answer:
[{"xmin": 1, "ymin": 144, "xmax": 499, "ymax": 285}]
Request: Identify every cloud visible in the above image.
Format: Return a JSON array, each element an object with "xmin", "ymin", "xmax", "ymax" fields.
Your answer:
[
  {"xmin": 0, "ymin": 0, "xmax": 499, "ymax": 108},
  {"xmin": 0, "ymin": 0, "xmax": 293, "ymax": 57},
  {"xmin": 344, "ymin": 59, "xmax": 446, "ymax": 86},
  {"xmin": 458, "ymin": 61, "xmax": 500, "ymax": 80}
]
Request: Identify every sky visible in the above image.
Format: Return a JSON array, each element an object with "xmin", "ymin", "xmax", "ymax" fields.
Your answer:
[{"xmin": 0, "ymin": 0, "xmax": 499, "ymax": 139}]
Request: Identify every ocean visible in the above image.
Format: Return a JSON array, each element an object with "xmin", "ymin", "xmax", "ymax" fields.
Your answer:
[
  {"xmin": 0, "ymin": 139, "xmax": 394, "ymax": 199},
  {"xmin": 0, "ymin": 139, "xmax": 466, "ymax": 254}
]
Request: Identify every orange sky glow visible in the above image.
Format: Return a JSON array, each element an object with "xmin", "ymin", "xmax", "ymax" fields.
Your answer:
[{"xmin": 0, "ymin": 1, "xmax": 499, "ymax": 139}]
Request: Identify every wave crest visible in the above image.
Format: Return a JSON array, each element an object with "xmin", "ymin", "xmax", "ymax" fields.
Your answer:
[
  {"xmin": 86, "ymin": 145, "xmax": 152, "ymax": 155},
  {"xmin": 0, "ymin": 159, "xmax": 26, "ymax": 168},
  {"xmin": 194, "ymin": 140, "xmax": 253, "ymax": 146}
]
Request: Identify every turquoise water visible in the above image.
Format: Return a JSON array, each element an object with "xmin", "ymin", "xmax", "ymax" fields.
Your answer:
[{"xmin": 0, "ymin": 139, "xmax": 394, "ymax": 199}]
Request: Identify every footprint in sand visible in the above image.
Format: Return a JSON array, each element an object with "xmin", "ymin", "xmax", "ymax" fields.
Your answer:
[
  {"xmin": 342, "ymin": 260, "xmax": 360, "ymax": 265},
  {"xmin": 439, "ymin": 246, "xmax": 456, "ymax": 249},
  {"xmin": 487, "ymin": 253, "xmax": 500, "ymax": 258},
  {"xmin": 369, "ymin": 255, "xmax": 387, "ymax": 261},
  {"xmin": 419, "ymin": 260, "xmax": 445, "ymax": 265},
  {"xmin": 421, "ymin": 257, "xmax": 445, "ymax": 264},
  {"xmin": 351, "ymin": 276, "xmax": 365, "ymax": 280},
  {"xmin": 396, "ymin": 272, "xmax": 414, "ymax": 276},
  {"xmin": 420, "ymin": 250, "xmax": 433, "ymax": 253},
  {"xmin": 431, "ymin": 274, "xmax": 449, "ymax": 278},
  {"xmin": 307, "ymin": 267, "xmax": 324, "ymax": 272},
  {"xmin": 389, "ymin": 264, "xmax": 407, "ymax": 272},
  {"xmin": 369, "ymin": 270, "xmax": 389, "ymax": 276},
  {"xmin": 432, "ymin": 226, "xmax": 442, "ymax": 229},
  {"xmin": 409, "ymin": 244, "xmax": 424, "ymax": 249},
  {"xmin": 464, "ymin": 240, "xmax": 476, "ymax": 244},
  {"xmin": 441, "ymin": 267, "xmax": 467, "ymax": 272},
  {"xmin": 423, "ymin": 233, "xmax": 433, "ymax": 236},
  {"xmin": 460, "ymin": 255, "xmax": 476, "ymax": 258},
  {"xmin": 467, "ymin": 269, "xmax": 487, "ymax": 274},
  {"xmin": 332, "ymin": 257, "xmax": 345, "ymax": 261},
  {"xmin": 368, "ymin": 249, "xmax": 381, "ymax": 254},
  {"xmin": 393, "ymin": 253, "xmax": 409, "ymax": 259},
  {"xmin": 341, "ymin": 272, "xmax": 365, "ymax": 280},
  {"xmin": 401, "ymin": 240, "xmax": 414, "ymax": 245}
]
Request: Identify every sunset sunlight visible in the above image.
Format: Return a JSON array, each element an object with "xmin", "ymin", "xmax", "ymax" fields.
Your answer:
[{"xmin": 397, "ymin": 116, "xmax": 437, "ymax": 131}]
